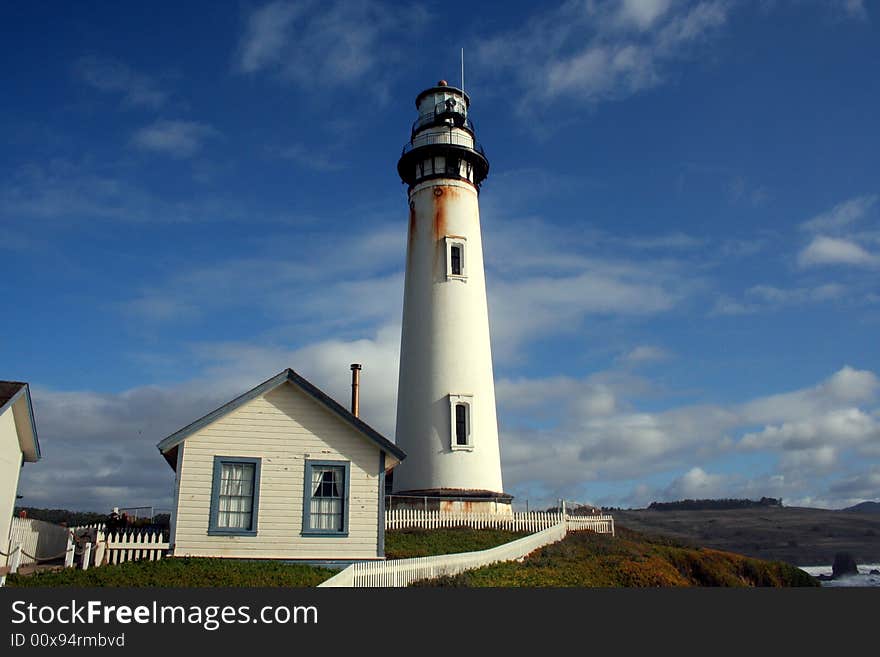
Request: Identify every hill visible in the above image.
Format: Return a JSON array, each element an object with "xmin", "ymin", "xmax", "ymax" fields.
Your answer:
[
  {"xmin": 841, "ymin": 501, "xmax": 880, "ymax": 514},
  {"xmin": 414, "ymin": 527, "xmax": 818, "ymax": 587},
  {"xmin": 613, "ymin": 506, "xmax": 880, "ymax": 565}
]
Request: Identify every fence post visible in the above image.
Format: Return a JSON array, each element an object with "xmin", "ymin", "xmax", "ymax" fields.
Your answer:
[
  {"xmin": 94, "ymin": 531, "xmax": 106, "ymax": 567},
  {"xmin": 9, "ymin": 544, "xmax": 22, "ymax": 574},
  {"xmin": 64, "ymin": 533, "xmax": 75, "ymax": 568},
  {"xmin": 82, "ymin": 543, "xmax": 92, "ymax": 570}
]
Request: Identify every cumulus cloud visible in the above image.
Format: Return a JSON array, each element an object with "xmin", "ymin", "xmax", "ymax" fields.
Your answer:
[
  {"xmin": 797, "ymin": 195, "xmax": 880, "ymax": 268},
  {"xmin": 798, "ymin": 235, "xmax": 879, "ymax": 268},
  {"xmin": 132, "ymin": 120, "xmax": 218, "ymax": 158},
  {"xmin": 498, "ymin": 365, "xmax": 880, "ymax": 508},
  {"xmin": 18, "ymin": 324, "xmax": 402, "ymax": 512}
]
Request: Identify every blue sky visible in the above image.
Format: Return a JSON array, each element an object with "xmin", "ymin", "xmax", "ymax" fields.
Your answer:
[{"xmin": 2, "ymin": 0, "xmax": 878, "ymax": 513}]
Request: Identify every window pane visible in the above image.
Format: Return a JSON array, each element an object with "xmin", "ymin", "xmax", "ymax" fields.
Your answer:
[
  {"xmin": 217, "ymin": 462, "xmax": 255, "ymax": 530},
  {"xmin": 309, "ymin": 465, "xmax": 345, "ymax": 531},
  {"xmin": 451, "ymin": 245, "xmax": 462, "ymax": 275},
  {"xmin": 456, "ymin": 404, "xmax": 468, "ymax": 445}
]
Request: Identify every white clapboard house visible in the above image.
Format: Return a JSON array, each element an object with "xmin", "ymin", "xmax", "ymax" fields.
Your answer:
[
  {"xmin": 1, "ymin": 381, "xmax": 41, "ymax": 560},
  {"xmin": 157, "ymin": 368, "xmax": 405, "ymax": 562}
]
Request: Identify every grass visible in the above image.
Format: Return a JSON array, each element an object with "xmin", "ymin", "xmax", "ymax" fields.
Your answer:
[
  {"xmin": 411, "ymin": 527, "xmax": 820, "ymax": 587},
  {"xmin": 6, "ymin": 527, "xmax": 524, "ymax": 587},
  {"xmin": 5, "ymin": 557, "xmax": 336, "ymax": 588},
  {"xmin": 384, "ymin": 526, "xmax": 530, "ymax": 559},
  {"xmin": 6, "ymin": 526, "xmax": 820, "ymax": 588}
]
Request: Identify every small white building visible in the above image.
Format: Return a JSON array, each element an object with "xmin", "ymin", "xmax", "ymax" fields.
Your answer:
[
  {"xmin": 0, "ymin": 381, "xmax": 41, "ymax": 559},
  {"xmin": 157, "ymin": 368, "xmax": 405, "ymax": 562}
]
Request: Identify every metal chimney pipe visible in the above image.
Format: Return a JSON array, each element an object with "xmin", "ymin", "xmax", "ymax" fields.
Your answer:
[{"xmin": 350, "ymin": 364, "xmax": 362, "ymax": 417}]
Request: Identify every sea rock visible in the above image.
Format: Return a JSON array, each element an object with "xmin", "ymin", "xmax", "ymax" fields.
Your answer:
[
  {"xmin": 832, "ymin": 552, "xmax": 859, "ymax": 578},
  {"xmin": 869, "ymin": 569, "xmax": 879, "ymax": 575}
]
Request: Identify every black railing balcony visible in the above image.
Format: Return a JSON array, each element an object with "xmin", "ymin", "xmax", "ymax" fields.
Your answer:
[
  {"xmin": 401, "ymin": 132, "xmax": 486, "ymax": 157},
  {"xmin": 411, "ymin": 111, "xmax": 475, "ymax": 137}
]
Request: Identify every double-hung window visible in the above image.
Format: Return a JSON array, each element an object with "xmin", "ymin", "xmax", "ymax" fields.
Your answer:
[
  {"xmin": 303, "ymin": 460, "xmax": 350, "ymax": 536},
  {"xmin": 208, "ymin": 456, "xmax": 261, "ymax": 536}
]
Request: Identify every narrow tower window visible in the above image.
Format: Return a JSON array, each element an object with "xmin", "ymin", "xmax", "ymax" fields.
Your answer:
[
  {"xmin": 445, "ymin": 236, "xmax": 467, "ymax": 280},
  {"xmin": 449, "ymin": 394, "xmax": 473, "ymax": 450},
  {"xmin": 455, "ymin": 404, "xmax": 468, "ymax": 445},
  {"xmin": 451, "ymin": 245, "xmax": 462, "ymax": 276}
]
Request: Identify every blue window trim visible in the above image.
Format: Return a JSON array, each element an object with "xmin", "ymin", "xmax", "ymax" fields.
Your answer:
[
  {"xmin": 302, "ymin": 459, "xmax": 350, "ymax": 537},
  {"xmin": 208, "ymin": 456, "xmax": 261, "ymax": 536}
]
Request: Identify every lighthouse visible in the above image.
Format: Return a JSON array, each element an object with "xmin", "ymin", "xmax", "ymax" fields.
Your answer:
[{"xmin": 392, "ymin": 81, "xmax": 511, "ymax": 513}]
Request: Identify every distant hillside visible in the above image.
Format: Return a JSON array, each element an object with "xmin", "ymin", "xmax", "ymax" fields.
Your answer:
[
  {"xmin": 841, "ymin": 501, "xmax": 880, "ymax": 514},
  {"xmin": 647, "ymin": 497, "xmax": 782, "ymax": 511},
  {"xmin": 614, "ymin": 506, "xmax": 880, "ymax": 565},
  {"xmin": 413, "ymin": 527, "xmax": 818, "ymax": 587}
]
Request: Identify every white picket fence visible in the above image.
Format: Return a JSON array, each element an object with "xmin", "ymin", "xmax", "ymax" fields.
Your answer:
[
  {"xmin": 82, "ymin": 530, "xmax": 169, "ymax": 567},
  {"xmin": 321, "ymin": 521, "xmax": 569, "ymax": 587},
  {"xmin": 322, "ymin": 512, "xmax": 616, "ymax": 587},
  {"xmin": 385, "ymin": 509, "xmax": 615, "ymax": 535},
  {"xmin": 2, "ymin": 520, "xmax": 169, "ymax": 585},
  {"xmin": 6, "ymin": 517, "xmax": 71, "ymax": 566},
  {"xmin": 566, "ymin": 514, "xmax": 615, "ymax": 535}
]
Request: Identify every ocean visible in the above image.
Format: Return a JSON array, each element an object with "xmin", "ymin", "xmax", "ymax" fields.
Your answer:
[{"xmin": 799, "ymin": 564, "xmax": 880, "ymax": 587}]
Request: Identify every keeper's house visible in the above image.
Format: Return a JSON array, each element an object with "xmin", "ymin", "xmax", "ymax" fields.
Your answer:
[
  {"xmin": 157, "ymin": 368, "xmax": 404, "ymax": 562},
  {"xmin": 0, "ymin": 381, "xmax": 41, "ymax": 560}
]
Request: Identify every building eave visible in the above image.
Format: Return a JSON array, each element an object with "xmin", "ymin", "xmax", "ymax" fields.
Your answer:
[{"xmin": 0, "ymin": 382, "xmax": 41, "ymax": 462}]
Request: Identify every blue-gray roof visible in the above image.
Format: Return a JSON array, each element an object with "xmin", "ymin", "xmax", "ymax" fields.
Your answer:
[{"xmin": 156, "ymin": 368, "xmax": 405, "ymax": 469}]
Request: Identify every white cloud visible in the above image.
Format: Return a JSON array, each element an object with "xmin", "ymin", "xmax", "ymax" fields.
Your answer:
[
  {"xmin": 798, "ymin": 235, "xmax": 879, "ymax": 268},
  {"xmin": 132, "ymin": 120, "xmax": 218, "ymax": 158},
  {"xmin": 801, "ymin": 194, "xmax": 877, "ymax": 233},
  {"xmin": 234, "ymin": 0, "xmax": 426, "ymax": 90},
  {"xmin": 74, "ymin": 56, "xmax": 168, "ymax": 108},
  {"xmin": 477, "ymin": 0, "xmax": 732, "ymax": 112},
  {"xmin": 236, "ymin": 1, "xmax": 305, "ymax": 74},
  {"xmin": 740, "ymin": 408, "xmax": 880, "ymax": 451},
  {"xmin": 18, "ymin": 324, "xmax": 402, "ymax": 512},
  {"xmin": 616, "ymin": 0, "xmax": 674, "ymax": 30},
  {"xmin": 498, "ymin": 365, "xmax": 880, "ymax": 509},
  {"xmin": 661, "ymin": 466, "xmax": 731, "ymax": 499},
  {"xmin": 619, "ymin": 345, "xmax": 672, "ymax": 365},
  {"xmin": 744, "ymin": 283, "xmax": 847, "ymax": 307}
]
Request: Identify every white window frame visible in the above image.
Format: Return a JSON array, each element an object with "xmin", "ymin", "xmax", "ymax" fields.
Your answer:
[
  {"xmin": 449, "ymin": 394, "xmax": 474, "ymax": 451},
  {"xmin": 445, "ymin": 236, "xmax": 467, "ymax": 280}
]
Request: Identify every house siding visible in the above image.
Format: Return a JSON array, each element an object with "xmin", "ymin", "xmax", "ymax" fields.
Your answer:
[
  {"xmin": 0, "ymin": 406, "xmax": 23, "ymax": 556},
  {"xmin": 173, "ymin": 382, "xmax": 382, "ymax": 560}
]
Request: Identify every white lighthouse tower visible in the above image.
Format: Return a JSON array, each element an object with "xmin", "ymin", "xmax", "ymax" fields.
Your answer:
[{"xmin": 392, "ymin": 81, "xmax": 511, "ymax": 513}]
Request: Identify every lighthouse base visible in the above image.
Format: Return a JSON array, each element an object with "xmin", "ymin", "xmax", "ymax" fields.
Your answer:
[{"xmin": 388, "ymin": 489, "xmax": 514, "ymax": 515}]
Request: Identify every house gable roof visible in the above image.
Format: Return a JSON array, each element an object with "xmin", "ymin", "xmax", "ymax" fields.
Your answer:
[
  {"xmin": 0, "ymin": 380, "xmax": 41, "ymax": 462},
  {"xmin": 156, "ymin": 368, "xmax": 405, "ymax": 470}
]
